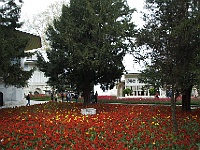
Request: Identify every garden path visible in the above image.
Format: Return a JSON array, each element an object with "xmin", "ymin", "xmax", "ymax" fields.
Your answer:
[{"xmin": 0, "ymin": 100, "xmax": 48, "ymax": 109}]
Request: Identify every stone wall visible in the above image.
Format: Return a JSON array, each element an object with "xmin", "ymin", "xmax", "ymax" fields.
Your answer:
[{"xmin": 0, "ymin": 83, "xmax": 26, "ymax": 106}]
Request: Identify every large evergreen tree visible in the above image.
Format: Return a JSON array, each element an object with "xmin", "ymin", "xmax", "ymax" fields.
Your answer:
[
  {"xmin": 0, "ymin": 0, "xmax": 34, "ymax": 87},
  {"xmin": 37, "ymin": 0, "xmax": 136, "ymax": 105},
  {"xmin": 136, "ymin": 0, "xmax": 200, "ymax": 132},
  {"xmin": 136, "ymin": 0, "xmax": 200, "ymax": 110}
]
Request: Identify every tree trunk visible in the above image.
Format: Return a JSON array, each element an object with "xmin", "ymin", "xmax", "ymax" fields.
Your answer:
[
  {"xmin": 83, "ymin": 88, "xmax": 90, "ymax": 106},
  {"xmin": 82, "ymin": 75, "xmax": 92, "ymax": 106},
  {"xmin": 171, "ymin": 89, "xmax": 178, "ymax": 133},
  {"xmin": 182, "ymin": 86, "xmax": 192, "ymax": 111}
]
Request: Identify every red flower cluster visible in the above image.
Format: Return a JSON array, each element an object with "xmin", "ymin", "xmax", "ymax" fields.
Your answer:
[{"xmin": 0, "ymin": 102, "xmax": 199, "ymax": 149}]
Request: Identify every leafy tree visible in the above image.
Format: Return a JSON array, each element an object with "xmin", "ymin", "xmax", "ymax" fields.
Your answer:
[
  {"xmin": 137, "ymin": 0, "xmax": 200, "ymax": 110},
  {"xmin": 139, "ymin": 65, "xmax": 163, "ymax": 94},
  {"xmin": 136, "ymin": 0, "xmax": 200, "ymax": 132},
  {"xmin": 0, "ymin": 0, "xmax": 34, "ymax": 87},
  {"xmin": 37, "ymin": 0, "xmax": 136, "ymax": 105},
  {"xmin": 123, "ymin": 88, "xmax": 132, "ymax": 96}
]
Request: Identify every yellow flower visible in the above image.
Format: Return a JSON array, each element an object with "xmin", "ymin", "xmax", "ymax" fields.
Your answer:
[{"xmin": 89, "ymin": 127, "xmax": 94, "ymax": 130}]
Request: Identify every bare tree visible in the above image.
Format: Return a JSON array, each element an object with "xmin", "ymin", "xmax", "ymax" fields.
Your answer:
[{"xmin": 20, "ymin": 0, "xmax": 67, "ymax": 49}]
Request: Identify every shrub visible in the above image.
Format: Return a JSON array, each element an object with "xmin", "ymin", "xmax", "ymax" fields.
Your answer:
[
  {"xmin": 123, "ymin": 88, "xmax": 133, "ymax": 96},
  {"xmin": 149, "ymin": 88, "xmax": 156, "ymax": 96}
]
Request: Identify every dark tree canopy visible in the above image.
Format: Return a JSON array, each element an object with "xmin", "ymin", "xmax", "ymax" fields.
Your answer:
[
  {"xmin": 0, "ymin": 0, "xmax": 34, "ymax": 87},
  {"xmin": 37, "ymin": 0, "xmax": 136, "ymax": 104},
  {"xmin": 136, "ymin": 0, "xmax": 200, "ymax": 111}
]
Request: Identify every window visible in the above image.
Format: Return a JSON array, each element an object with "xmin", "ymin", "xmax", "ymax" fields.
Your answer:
[
  {"xmin": 24, "ymin": 64, "xmax": 28, "ymax": 71},
  {"xmin": 127, "ymin": 78, "xmax": 136, "ymax": 83}
]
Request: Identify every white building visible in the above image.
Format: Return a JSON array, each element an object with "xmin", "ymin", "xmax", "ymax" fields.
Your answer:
[
  {"xmin": 122, "ymin": 73, "xmax": 166, "ymax": 98},
  {"xmin": 0, "ymin": 84, "xmax": 24, "ymax": 106},
  {"xmin": 94, "ymin": 72, "xmax": 167, "ymax": 98},
  {"xmin": 24, "ymin": 49, "xmax": 51, "ymax": 95},
  {"xmin": 0, "ymin": 31, "xmax": 43, "ymax": 106}
]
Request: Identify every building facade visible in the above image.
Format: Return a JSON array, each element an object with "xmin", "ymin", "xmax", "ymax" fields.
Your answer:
[
  {"xmin": 0, "ymin": 31, "xmax": 42, "ymax": 106},
  {"xmin": 23, "ymin": 49, "xmax": 51, "ymax": 95},
  {"xmin": 94, "ymin": 73, "xmax": 167, "ymax": 98},
  {"xmin": 122, "ymin": 73, "xmax": 166, "ymax": 98}
]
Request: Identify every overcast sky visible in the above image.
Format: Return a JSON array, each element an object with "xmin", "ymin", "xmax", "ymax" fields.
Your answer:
[
  {"xmin": 20, "ymin": 0, "xmax": 145, "ymax": 73},
  {"xmin": 21, "ymin": 0, "xmax": 144, "ymax": 27}
]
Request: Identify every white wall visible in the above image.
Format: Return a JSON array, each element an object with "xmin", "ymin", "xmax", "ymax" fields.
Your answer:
[
  {"xmin": 0, "ymin": 83, "xmax": 25, "ymax": 106},
  {"xmin": 24, "ymin": 49, "xmax": 51, "ymax": 95},
  {"xmin": 94, "ymin": 84, "xmax": 117, "ymax": 96}
]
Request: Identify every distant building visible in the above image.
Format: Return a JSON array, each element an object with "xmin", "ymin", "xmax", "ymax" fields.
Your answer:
[
  {"xmin": 122, "ymin": 73, "xmax": 166, "ymax": 97},
  {"xmin": 94, "ymin": 72, "xmax": 166, "ymax": 98}
]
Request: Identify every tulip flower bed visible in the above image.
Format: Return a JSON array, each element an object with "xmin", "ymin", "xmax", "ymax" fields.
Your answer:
[
  {"xmin": 98, "ymin": 97, "xmax": 200, "ymax": 106},
  {"xmin": 0, "ymin": 102, "xmax": 200, "ymax": 149},
  {"xmin": 98, "ymin": 97, "xmax": 175, "ymax": 103}
]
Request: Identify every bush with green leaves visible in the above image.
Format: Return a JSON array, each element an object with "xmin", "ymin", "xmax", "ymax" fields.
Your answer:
[
  {"xmin": 123, "ymin": 88, "xmax": 133, "ymax": 96},
  {"xmin": 149, "ymin": 88, "xmax": 156, "ymax": 96}
]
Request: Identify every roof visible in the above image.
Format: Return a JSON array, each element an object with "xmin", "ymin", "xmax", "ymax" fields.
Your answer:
[{"xmin": 16, "ymin": 30, "xmax": 42, "ymax": 51}]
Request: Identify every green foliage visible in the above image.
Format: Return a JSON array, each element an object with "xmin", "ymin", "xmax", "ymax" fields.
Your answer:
[
  {"xmin": 123, "ymin": 88, "xmax": 133, "ymax": 96},
  {"xmin": 136, "ymin": 0, "xmax": 200, "ymax": 89},
  {"xmin": 0, "ymin": 0, "xmax": 34, "ymax": 87},
  {"xmin": 37, "ymin": 0, "xmax": 137, "ymax": 104},
  {"xmin": 149, "ymin": 88, "xmax": 155, "ymax": 96},
  {"xmin": 136, "ymin": 0, "xmax": 200, "ymax": 111}
]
